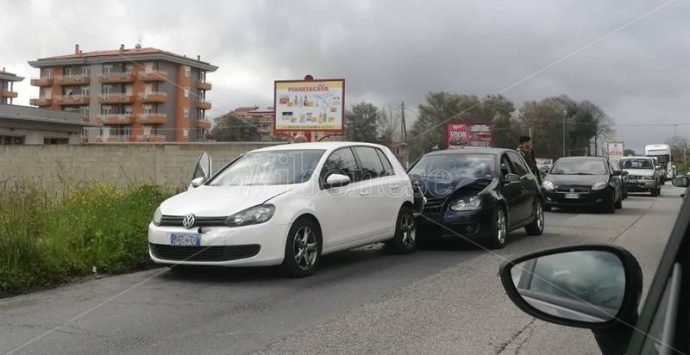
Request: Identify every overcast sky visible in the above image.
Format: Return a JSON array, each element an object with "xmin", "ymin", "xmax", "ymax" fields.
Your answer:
[{"xmin": 2, "ymin": 0, "xmax": 689, "ymax": 151}]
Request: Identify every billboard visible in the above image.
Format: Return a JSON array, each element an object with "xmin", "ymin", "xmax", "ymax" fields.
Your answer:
[
  {"xmin": 607, "ymin": 142, "xmax": 624, "ymax": 160},
  {"xmin": 274, "ymin": 79, "xmax": 345, "ymax": 132},
  {"xmin": 446, "ymin": 122, "xmax": 493, "ymax": 149}
]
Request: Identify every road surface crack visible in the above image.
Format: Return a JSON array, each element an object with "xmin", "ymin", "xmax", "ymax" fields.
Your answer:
[
  {"xmin": 495, "ymin": 318, "xmax": 536, "ymax": 355},
  {"xmin": 609, "ymin": 200, "xmax": 655, "ymax": 243}
]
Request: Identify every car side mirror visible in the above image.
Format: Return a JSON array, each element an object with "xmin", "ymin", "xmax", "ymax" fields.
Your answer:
[
  {"xmin": 190, "ymin": 176, "xmax": 205, "ymax": 188},
  {"xmin": 192, "ymin": 152, "xmax": 213, "ymax": 181},
  {"xmin": 499, "ymin": 244, "xmax": 642, "ymax": 355},
  {"xmin": 504, "ymin": 173, "xmax": 520, "ymax": 183},
  {"xmin": 672, "ymin": 176, "xmax": 689, "ymax": 188},
  {"xmin": 324, "ymin": 173, "xmax": 351, "ymax": 188}
]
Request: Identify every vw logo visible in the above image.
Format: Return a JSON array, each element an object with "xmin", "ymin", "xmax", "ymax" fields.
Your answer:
[
  {"xmin": 182, "ymin": 214, "xmax": 196, "ymax": 229},
  {"xmin": 570, "ymin": 188, "xmax": 575, "ymax": 193}
]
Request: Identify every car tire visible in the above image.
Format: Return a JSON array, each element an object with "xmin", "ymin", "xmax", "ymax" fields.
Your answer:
[
  {"xmin": 525, "ymin": 201, "xmax": 545, "ymax": 236},
  {"xmin": 615, "ymin": 194, "xmax": 623, "ymax": 209},
  {"xmin": 602, "ymin": 193, "xmax": 616, "ymax": 214},
  {"xmin": 651, "ymin": 188, "xmax": 659, "ymax": 197},
  {"xmin": 486, "ymin": 207, "xmax": 508, "ymax": 249},
  {"xmin": 389, "ymin": 205, "xmax": 417, "ymax": 254},
  {"xmin": 280, "ymin": 218, "xmax": 321, "ymax": 277},
  {"xmin": 543, "ymin": 203, "xmax": 552, "ymax": 212}
]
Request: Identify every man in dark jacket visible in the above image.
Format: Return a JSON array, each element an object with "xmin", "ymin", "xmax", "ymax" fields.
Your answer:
[{"xmin": 517, "ymin": 136, "xmax": 542, "ymax": 184}]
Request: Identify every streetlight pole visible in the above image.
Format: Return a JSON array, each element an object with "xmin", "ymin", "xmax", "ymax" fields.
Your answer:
[{"xmin": 562, "ymin": 110, "xmax": 567, "ymax": 157}]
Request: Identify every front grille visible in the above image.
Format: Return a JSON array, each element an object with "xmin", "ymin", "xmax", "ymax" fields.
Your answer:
[
  {"xmin": 423, "ymin": 197, "xmax": 445, "ymax": 213},
  {"xmin": 160, "ymin": 215, "xmax": 227, "ymax": 227},
  {"xmin": 556, "ymin": 185, "xmax": 590, "ymax": 193},
  {"xmin": 150, "ymin": 243, "xmax": 260, "ymax": 262}
]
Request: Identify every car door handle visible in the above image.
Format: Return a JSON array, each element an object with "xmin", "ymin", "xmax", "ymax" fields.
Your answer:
[{"xmin": 359, "ymin": 191, "xmax": 370, "ymax": 196}]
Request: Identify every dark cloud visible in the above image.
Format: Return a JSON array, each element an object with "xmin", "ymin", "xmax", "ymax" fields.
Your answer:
[{"xmin": 1, "ymin": 0, "xmax": 687, "ymax": 150}]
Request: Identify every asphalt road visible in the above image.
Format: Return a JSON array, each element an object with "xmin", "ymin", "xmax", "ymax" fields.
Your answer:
[{"xmin": 1, "ymin": 186, "xmax": 685, "ymax": 355}]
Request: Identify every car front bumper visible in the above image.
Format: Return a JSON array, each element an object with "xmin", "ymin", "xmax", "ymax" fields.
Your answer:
[
  {"xmin": 624, "ymin": 180, "xmax": 657, "ymax": 192},
  {"xmin": 416, "ymin": 208, "xmax": 494, "ymax": 240},
  {"xmin": 148, "ymin": 222, "xmax": 291, "ymax": 267},
  {"xmin": 545, "ymin": 188, "xmax": 611, "ymax": 208}
]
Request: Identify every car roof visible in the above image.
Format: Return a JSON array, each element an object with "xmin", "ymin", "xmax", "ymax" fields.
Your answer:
[
  {"xmin": 251, "ymin": 141, "xmax": 387, "ymax": 152},
  {"xmin": 423, "ymin": 147, "xmax": 510, "ymax": 156},
  {"xmin": 557, "ymin": 156, "xmax": 606, "ymax": 161},
  {"xmin": 620, "ymin": 156, "xmax": 652, "ymax": 160}
]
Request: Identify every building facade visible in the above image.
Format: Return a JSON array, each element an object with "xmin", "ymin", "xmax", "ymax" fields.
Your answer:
[
  {"xmin": 0, "ymin": 105, "xmax": 87, "ymax": 145},
  {"xmin": 0, "ymin": 68, "xmax": 23, "ymax": 105},
  {"xmin": 29, "ymin": 44, "xmax": 217, "ymax": 143},
  {"xmin": 232, "ymin": 106, "xmax": 274, "ymax": 139}
]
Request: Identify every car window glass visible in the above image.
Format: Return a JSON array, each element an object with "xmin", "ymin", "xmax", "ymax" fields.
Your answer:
[
  {"xmin": 355, "ymin": 147, "xmax": 385, "ymax": 181},
  {"xmin": 375, "ymin": 149, "xmax": 395, "ymax": 176},
  {"xmin": 507, "ymin": 152, "xmax": 528, "ymax": 176},
  {"xmin": 321, "ymin": 148, "xmax": 359, "ymax": 183},
  {"xmin": 640, "ymin": 272, "xmax": 673, "ymax": 354}
]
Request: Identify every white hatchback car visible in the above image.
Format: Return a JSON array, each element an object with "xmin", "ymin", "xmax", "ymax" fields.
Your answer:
[{"xmin": 148, "ymin": 142, "xmax": 417, "ymax": 276}]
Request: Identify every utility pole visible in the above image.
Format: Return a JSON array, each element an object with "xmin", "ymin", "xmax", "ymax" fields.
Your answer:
[
  {"xmin": 400, "ymin": 102, "xmax": 407, "ymax": 143},
  {"xmin": 562, "ymin": 110, "xmax": 567, "ymax": 157}
]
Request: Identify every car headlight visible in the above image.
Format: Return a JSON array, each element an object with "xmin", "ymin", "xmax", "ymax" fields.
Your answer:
[
  {"xmin": 592, "ymin": 181, "xmax": 608, "ymax": 190},
  {"xmin": 225, "ymin": 204, "xmax": 275, "ymax": 227},
  {"xmin": 542, "ymin": 180, "xmax": 555, "ymax": 191},
  {"xmin": 152, "ymin": 206, "xmax": 162, "ymax": 226},
  {"xmin": 450, "ymin": 197, "xmax": 482, "ymax": 212}
]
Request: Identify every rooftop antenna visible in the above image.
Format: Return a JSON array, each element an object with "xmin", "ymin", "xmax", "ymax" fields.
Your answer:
[{"xmin": 135, "ymin": 34, "xmax": 144, "ymax": 49}]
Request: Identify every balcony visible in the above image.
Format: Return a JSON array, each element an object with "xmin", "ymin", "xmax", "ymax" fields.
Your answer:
[
  {"xmin": 30, "ymin": 98, "xmax": 53, "ymax": 107},
  {"xmin": 31, "ymin": 77, "xmax": 53, "ymax": 86},
  {"xmin": 197, "ymin": 81, "xmax": 212, "ymax": 90},
  {"xmin": 55, "ymin": 95, "xmax": 90, "ymax": 106},
  {"xmin": 138, "ymin": 92, "xmax": 167, "ymax": 103},
  {"xmin": 98, "ymin": 71, "xmax": 135, "ymax": 83},
  {"xmin": 98, "ymin": 93, "xmax": 135, "ymax": 104},
  {"xmin": 134, "ymin": 134, "xmax": 166, "ymax": 142},
  {"xmin": 138, "ymin": 113, "xmax": 167, "ymax": 125},
  {"xmin": 105, "ymin": 136, "xmax": 132, "ymax": 143},
  {"xmin": 195, "ymin": 119, "xmax": 212, "ymax": 129},
  {"xmin": 139, "ymin": 70, "xmax": 167, "ymax": 81},
  {"xmin": 196, "ymin": 100, "xmax": 212, "ymax": 110},
  {"xmin": 1, "ymin": 90, "xmax": 18, "ymax": 98},
  {"xmin": 100, "ymin": 114, "xmax": 135, "ymax": 125},
  {"xmin": 54, "ymin": 74, "xmax": 90, "ymax": 85}
]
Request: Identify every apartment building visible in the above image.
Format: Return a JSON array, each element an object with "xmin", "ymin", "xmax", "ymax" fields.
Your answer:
[
  {"xmin": 232, "ymin": 106, "xmax": 274, "ymax": 139},
  {"xmin": 0, "ymin": 68, "xmax": 23, "ymax": 105},
  {"xmin": 29, "ymin": 44, "xmax": 217, "ymax": 143}
]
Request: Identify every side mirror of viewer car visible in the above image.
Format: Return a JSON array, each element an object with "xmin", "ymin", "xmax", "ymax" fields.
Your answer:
[{"xmin": 499, "ymin": 244, "xmax": 642, "ymax": 355}]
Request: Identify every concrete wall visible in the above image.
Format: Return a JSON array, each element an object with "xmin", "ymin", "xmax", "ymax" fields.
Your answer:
[{"xmin": 0, "ymin": 142, "xmax": 284, "ymax": 191}]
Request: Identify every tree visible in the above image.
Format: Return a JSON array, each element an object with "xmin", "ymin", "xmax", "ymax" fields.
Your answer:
[
  {"xmin": 666, "ymin": 135, "xmax": 689, "ymax": 163},
  {"xmin": 377, "ymin": 105, "xmax": 401, "ymax": 147},
  {"xmin": 345, "ymin": 102, "xmax": 381, "ymax": 143},
  {"xmin": 624, "ymin": 149, "xmax": 637, "ymax": 156},
  {"xmin": 209, "ymin": 113, "xmax": 261, "ymax": 141}
]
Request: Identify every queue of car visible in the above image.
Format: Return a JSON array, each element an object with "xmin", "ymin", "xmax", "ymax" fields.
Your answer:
[{"xmin": 148, "ymin": 142, "xmax": 547, "ymax": 276}]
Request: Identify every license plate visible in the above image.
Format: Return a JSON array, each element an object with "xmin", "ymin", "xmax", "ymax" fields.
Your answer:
[
  {"xmin": 565, "ymin": 193, "xmax": 579, "ymax": 199},
  {"xmin": 170, "ymin": 233, "xmax": 201, "ymax": 246}
]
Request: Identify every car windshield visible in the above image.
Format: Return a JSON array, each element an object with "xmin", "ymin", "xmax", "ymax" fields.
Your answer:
[
  {"xmin": 209, "ymin": 150, "xmax": 325, "ymax": 186},
  {"xmin": 551, "ymin": 159, "xmax": 607, "ymax": 175},
  {"xmin": 409, "ymin": 154, "xmax": 495, "ymax": 179},
  {"xmin": 620, "ymin": 159, "xmax": 654, "ymax": 170}
]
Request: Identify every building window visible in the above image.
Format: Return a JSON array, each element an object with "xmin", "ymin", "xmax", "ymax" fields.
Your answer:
[
  {"xmin": 198, "ymin": 109, "xmax": 206, "ymax": 120},
  {"xmin": 42, "ymin": 68, "xmax": 53, "ymax": 78},
  {"xmin": 184, "ymin": 87, "xmax": 189, "ymax": 98},
  {"xmin": 199, "ymin": 71, "xmax": 206, "ymax": 81},
  {"xmin": 80, "ymin": 106, "xmax": 89, "ymax": 119},
  {"xmin": 124, "ymin": 105, "xmax": 132, "ymax": 115},
  {"xmin": 198, "ymin": 89, "xmax": 205, "ymax": 100},
  {"xmin": 81, "ymin": 86, "xmax": 89, "ymax": 96},
  {"xmin": 1, "ymin": 136, "xmax": 25, "ymax": 145},
  {"xmin": 184, "ymin": 65, "xmax": 191, "ymax": 77},
  {"xmin": 102, "ymin": 105, "xmax": 112, "ymax": 115},
  {"xmin": 183, "ymin": 108, "xmax": 189, "ymax": 118},
  {"xmin": 44, "ymin": 138, "xmax": 69, "ymax": 145},
  {"xmin": 183, "ymin": 129, "xmax": 188, "ymax": 137}
]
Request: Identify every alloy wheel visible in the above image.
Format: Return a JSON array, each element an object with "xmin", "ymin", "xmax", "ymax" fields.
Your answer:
[
  {"xmin": 536, "ymin": 203, "xmax": 544, "ymax": 232},
  {"xmin": 293, "ymin": 226, "xmax": 318, "ymax": 270},
  {"xmin": 497, "ymin": 210, "xmax": 507, "ymax": 244},
  {"xmin": 400, "ymin": 212, "xmax": 416, "ymax": 248}
]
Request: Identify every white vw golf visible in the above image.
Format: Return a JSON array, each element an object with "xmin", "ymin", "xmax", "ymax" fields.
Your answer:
[{"xmin": 148, "ymin": 142, "xmax": 417, "ymax": 276}]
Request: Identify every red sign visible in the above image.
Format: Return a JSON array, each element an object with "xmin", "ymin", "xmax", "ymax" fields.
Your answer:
[{"xmin": 446, "ymin": 122, "xmax": 493, "ymax": 149}]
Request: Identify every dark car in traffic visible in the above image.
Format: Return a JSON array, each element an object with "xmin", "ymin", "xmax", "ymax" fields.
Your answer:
[
  {"xmin": 409, "ymin": 148, "xmax": 544, "ymax": 249},
  {"xmin": 542, "ymin": 156, "xmax": 623, "ymax": 213},
  {"xmin": 609, "ymin": 159, "xmax": 629, "ymax": 199}
]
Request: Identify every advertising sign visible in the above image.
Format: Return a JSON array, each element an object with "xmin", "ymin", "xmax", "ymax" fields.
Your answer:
[
  {"xmin": 446, "ymin": 122, "xmax": 493, "ymax": 149},
  {"xmin": 607, "ymin": 142, "xmax": 625, "ymax": 161},
  {"xmin": 274, "ymin": 79, "xmax": 345, "ymax": 132}
]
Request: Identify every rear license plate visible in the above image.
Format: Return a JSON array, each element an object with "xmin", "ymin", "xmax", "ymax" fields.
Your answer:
[
  {"xmin": 565, "ymin": 193, "xmax": 579, "ymax": 199},
  {"xmin": 170, "ymin": 233, "xmax": 201, "ymax": 246}
]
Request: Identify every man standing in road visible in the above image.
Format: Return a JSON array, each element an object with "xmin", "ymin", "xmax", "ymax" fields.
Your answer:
[{"xmin": 517, "ymin": 136, "xmax": 542, "ymax": 184}]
